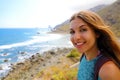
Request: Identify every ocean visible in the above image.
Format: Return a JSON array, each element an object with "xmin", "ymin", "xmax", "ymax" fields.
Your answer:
[{"xmin": 0, "ymin": 28, "xmax": 72, "ymax": 78}]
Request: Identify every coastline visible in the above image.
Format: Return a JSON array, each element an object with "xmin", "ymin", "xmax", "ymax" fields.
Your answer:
[
  {"xmin": 0, "ymin": 31, "xmax": 73, "ymax": 79},
  {"xmin": 2, "ymin": 47, "xmax": 78, "ymax": 80}
]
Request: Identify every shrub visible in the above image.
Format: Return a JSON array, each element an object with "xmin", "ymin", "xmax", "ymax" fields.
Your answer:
[{"xmin": 67, "ymin": 48, "xmax": 80, "ymax": 58}]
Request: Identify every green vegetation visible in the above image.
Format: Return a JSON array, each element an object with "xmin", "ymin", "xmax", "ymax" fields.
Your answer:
[
  {"xmin": 35, "ymin": 66, "xmax": 78, "ymax": 80},
  {"xmin": 67, "ymin": 48, "xmax": 81, "ymax": 58},
  {"xmin": 51, "ymin": 67, "xmax": 78, "ymax": 80},
  {"xmin": 34, "ymin": 48, "xmax": 80, "ymax": 80},
  {"xmin": 52, "ymin": 24, "xmax": 70, "ymax": 33}
]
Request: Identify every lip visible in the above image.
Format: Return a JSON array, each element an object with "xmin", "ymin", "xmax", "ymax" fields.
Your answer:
[{"xmin": 74, "ymin": 42, "xmax": 85, "ymax": 48}]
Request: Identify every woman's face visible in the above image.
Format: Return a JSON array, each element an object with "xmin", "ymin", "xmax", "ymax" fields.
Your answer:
[{"xmin": 70, "ymin": 18, "xmax": 98, "ymax": 54}]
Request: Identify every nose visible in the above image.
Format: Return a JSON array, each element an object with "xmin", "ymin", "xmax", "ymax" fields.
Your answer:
[{"xmin": 73, "ymin": 32, "xmax": 81, "ymax": 41}]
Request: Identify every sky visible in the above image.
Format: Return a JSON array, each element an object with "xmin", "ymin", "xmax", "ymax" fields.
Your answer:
[{"xmin": 0, "ymin": 0, "xmax": 117, "ymax": 28}]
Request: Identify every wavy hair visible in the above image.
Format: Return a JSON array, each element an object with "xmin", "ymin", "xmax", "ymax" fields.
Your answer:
[{"xmin": 70, "ymin": 10, "xmax": 120, "ymax": 68}]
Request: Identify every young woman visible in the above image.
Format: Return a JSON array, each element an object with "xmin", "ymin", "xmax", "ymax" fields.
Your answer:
[{"xmin": 69, "ymin": 10, "xmax": 120, "ymax": 80}]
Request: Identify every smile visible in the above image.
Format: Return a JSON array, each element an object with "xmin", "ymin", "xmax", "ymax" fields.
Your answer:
[{"xmin": 74, "ymin": 42, "xmax": 86, "ymax": 48}]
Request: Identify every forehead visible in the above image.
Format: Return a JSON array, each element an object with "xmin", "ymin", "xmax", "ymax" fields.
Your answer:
[{"xmin": 70, "ymin": 18, "xmax": 87, "ymax": 28}]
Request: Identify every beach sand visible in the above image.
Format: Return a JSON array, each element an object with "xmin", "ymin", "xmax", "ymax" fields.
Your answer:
[{"xmin": 2, "ymin": 47, "xmax": 79, "ymax": 80}]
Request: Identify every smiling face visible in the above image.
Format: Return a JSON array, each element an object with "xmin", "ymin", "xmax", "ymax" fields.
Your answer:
[{"xmin": 70, "ymin": 17, "xmax": 98, "ymax": 54}]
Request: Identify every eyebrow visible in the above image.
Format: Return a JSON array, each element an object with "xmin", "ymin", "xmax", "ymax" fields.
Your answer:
[
  {"xmin": 79, "ymin": 24, "xmax": 86, "ymax": 28},
  {"xmin": 70, "ymin": 24, "xmax": 86, "ymax": 30}
]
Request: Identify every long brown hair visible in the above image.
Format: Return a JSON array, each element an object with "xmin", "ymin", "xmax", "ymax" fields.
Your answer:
[{"xmin": 70, "ymin": 10, "xmax": 120, "ymax": 68}]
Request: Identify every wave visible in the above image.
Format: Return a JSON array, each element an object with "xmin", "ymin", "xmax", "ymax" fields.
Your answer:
[
  {"xmin": 0, "ymin": 34, "xmax": 63, "ymax": 50},
  {"xmin": 0, "ymin": 63, "xmax": 12, "ymax": 78},
  {"xmin": 0, "ymin": 52, "xmax": 12, "ymax": 57}
]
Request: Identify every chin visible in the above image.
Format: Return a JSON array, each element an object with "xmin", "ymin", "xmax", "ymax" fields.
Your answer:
[{"xmin": 77, "ymin": 49, "xmax": 85, "ymax": 53}]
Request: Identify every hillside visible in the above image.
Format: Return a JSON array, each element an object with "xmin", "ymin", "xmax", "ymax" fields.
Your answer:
[
  {"xmin": 3, "ymin": 48, "xmax": 81, "ymax": 80},
  {"xmin": 52, "ymin": 0, "xmax": 120, "ymax": 37},
  {"xmin": 52, "ymin": 20, "xmax": 70, "ymax": 34},
  {"xmin": 97, "ymin": 0, "xmax": 120, "ymax": 37}
]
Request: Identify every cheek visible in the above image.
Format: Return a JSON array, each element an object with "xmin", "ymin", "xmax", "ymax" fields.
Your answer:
[
  {"xmin": 85, "ymin": 31, "xmax": 96, "ymax": 40},
  {"xmin": 70, "ymin": 36, "xmax": 74, "ymax": 43}
]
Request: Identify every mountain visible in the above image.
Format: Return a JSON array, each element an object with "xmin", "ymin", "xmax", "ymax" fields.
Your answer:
[
  {"xmin": 90, "ymin": 4, "xmax": 106, "ymax": 12},
  {"xmin": 49, "ymin": 20, "xmax": 69, "ymax": 34},
  {"xmin": 52, "ymin": 0, "xmax": 120, "ymax": 37},
  {"xmin": 52, "ymin": 4, "xmax": 107, "ymax": 34},
  {"xmin": 97, "ymin": 0, "xmax": 120, "ymax": 37}
]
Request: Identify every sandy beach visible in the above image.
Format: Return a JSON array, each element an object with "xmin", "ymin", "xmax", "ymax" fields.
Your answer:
[{"xmin": 2, "ymin": 47, "xmax": 79, "ymax": 80}]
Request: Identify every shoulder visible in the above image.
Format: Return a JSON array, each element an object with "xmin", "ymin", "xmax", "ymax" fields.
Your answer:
[{"xmin": 99, "ymin": 61, "xmax": 120, "ymax": 80}]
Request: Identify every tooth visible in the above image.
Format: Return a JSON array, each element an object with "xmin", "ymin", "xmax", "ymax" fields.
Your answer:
[{"xmin": 77, "ymin": 43, "xmax": 83, "ymax": 45}]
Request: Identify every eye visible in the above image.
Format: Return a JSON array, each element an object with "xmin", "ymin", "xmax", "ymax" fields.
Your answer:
[
  {"xmin": 80, "ymin": 28, "xmax": 87, "ymax": 32},
  {"xmin": 70, "ymin": 30, "xmax": 75, "ymax": 35}
]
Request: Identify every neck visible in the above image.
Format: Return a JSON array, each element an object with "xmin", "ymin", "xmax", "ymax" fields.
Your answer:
[{"xmin": 84, "ymin": 49, "xmax": 100, "ymax": 61}]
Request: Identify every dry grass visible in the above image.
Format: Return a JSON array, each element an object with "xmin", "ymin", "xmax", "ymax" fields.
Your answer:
[
  {"xmin": 33, "ymin": 48, "xmax": 81, "ymax": 80},
  {"xmin": 3, "ymin": 48, "xmax": 81, "ymax": 80}
]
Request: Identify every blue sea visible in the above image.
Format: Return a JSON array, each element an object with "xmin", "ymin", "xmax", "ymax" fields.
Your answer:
[{"xmin": 0, "ymin": 28, "xmax": 72, "ymax": 78}]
